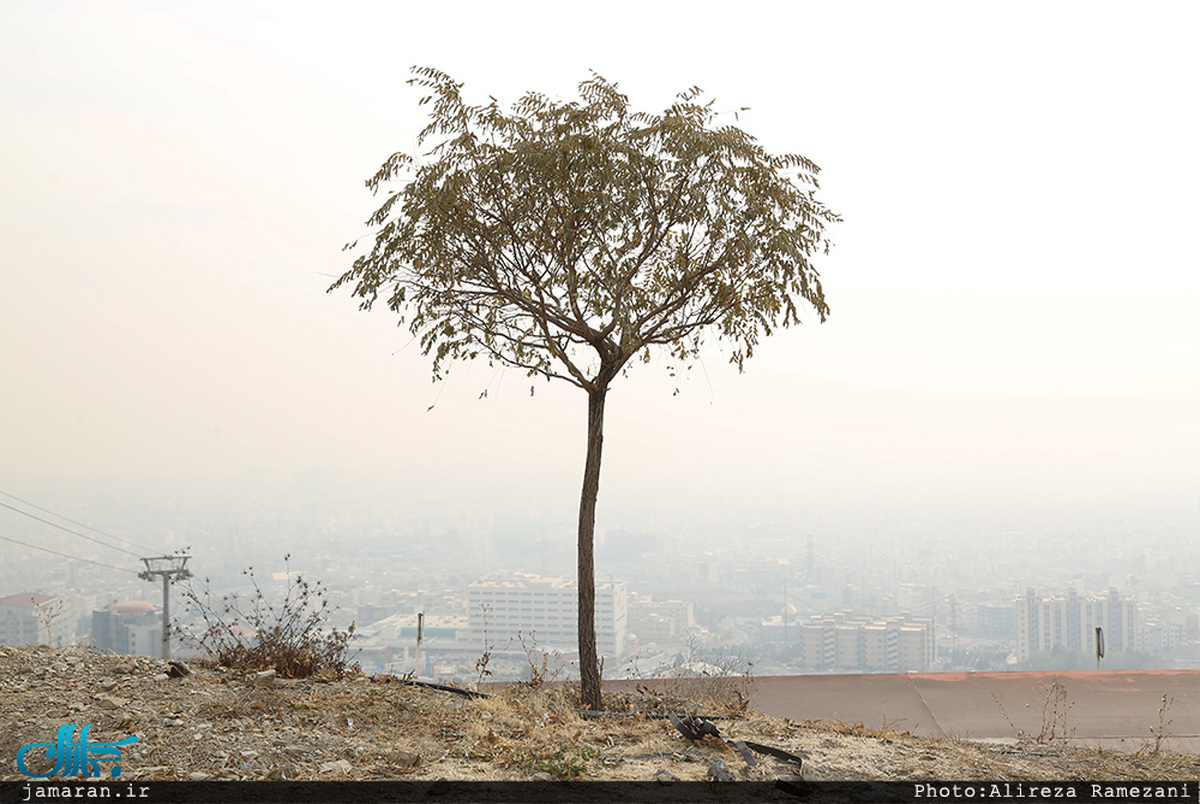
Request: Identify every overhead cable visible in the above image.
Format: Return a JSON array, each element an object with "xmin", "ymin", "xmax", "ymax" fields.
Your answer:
[
  {"xmin": 0, "ymin": 533, "xmax": 138, "ymax": 575},
  {"xmin": 0, "ymin": 500, "xmax": 143, "ymax": 557},
  {"xmin": 0, "ymin": 488, "xmax": 158, "ymax": 554}
]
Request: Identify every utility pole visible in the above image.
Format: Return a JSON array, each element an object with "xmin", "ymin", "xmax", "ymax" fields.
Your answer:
[
  {"xmin": 414, "ymin": 611, "xmax": 424, "ymax": 679},
  {"xmin": 138, "ymin": 556, "xmax": 192, "ymax": 659}
]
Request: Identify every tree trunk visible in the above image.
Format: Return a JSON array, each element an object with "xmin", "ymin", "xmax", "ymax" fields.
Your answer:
[{"xmin": 576, "ymin": 383, "xmax": 607, "ymax": 710}]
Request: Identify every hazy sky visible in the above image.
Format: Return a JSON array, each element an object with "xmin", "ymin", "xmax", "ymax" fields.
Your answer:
[{"xmin": 2, "ymin": 2, "xmax": 1197, "ymax": 538}]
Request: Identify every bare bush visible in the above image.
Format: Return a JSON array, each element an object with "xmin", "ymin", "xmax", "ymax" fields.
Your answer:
[{"xmin": 177, "ymin": 554, "xmax": 357, "ymax": 678}]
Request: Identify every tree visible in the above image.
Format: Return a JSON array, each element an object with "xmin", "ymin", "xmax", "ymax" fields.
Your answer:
[{"xmin": 330, "ymin": 67, "xmax": 839, "ymax": 709}]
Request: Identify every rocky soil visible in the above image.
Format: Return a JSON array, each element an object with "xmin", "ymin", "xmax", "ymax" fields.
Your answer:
[{"xmin": 3, "ymin": 644, "xmax": 1198, "ymax": 783}]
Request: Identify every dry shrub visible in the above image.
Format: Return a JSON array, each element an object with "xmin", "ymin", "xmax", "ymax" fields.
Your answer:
[
  {"xmin": 178, "ymin": 555, "xmax": 357, "ymax": 679},
  {"xmin": 624, "ymin": 634, "xmax": 755, "ymax": 717}
]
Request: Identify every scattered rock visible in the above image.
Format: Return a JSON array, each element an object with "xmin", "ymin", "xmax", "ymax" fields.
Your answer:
[
  {"xmin": 707, "ymin": 759, "xmax": 735, "ymax": 782},
  {"xmin": 0, "ymin": 644, "xmax": 1188, "ymax": 785},
  {"xmin": 392, "ymin": 750, "xmax": 421, "ymax": 769},
  {"xmin": 318, "ymin": 759, "xmax": 352, "ymax": 775},
  {"xmin": 94, "ymin": 694, "xmax": 129, "ymax": 710},
  {"xmin": 254, "ymin": 669, "xmax": 277, "ymax": 686}
]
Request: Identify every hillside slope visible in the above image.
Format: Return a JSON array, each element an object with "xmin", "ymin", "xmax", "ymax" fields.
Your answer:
[{"xmin": 2, "ymin": 645, "xmax": 1196, "ymax": 783}]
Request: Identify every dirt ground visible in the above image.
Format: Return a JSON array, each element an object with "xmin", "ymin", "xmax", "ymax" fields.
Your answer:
[{"xmin": 3, "ymin": 644, "xmax": 1198, "ymax": 783}]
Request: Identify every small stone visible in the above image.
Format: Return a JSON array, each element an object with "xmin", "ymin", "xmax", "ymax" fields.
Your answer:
[
  {"xmin": 135, "ymin": 766, "xmax": 170, "ymax": 776},
  {"xmin": 392, "ymin": 750, "xmax": 420, "ymax": 768},
  {"xmin": 254, "ymin": 669, "xmax": 277, "ymax": 686},
  {"xmin": 188, "ymin": 772, "xmax": 210, "ymax": 781},
  {"xmin": 265, "ymin": 764, "xmax": 294, "ymax": 780},
  {"xmin": 707, "ymin": 759, "xmax": 735, "ymax": 782},
  {"xmin": 319, "ymin": 759, "xmax": 352, "ymax": 775},
  {"xmin": 240, "ymin": 750, "xmax": 260, "ymax": 760},
  {"xmin": 653, "ymin": 769, "xmax": 680, "ymax": 783},
  {"xmin": 532, "ymin": 772, "xmax": 554, "ymax": 781},
  {"xmin": 95, "ymin": 694, "xmax": 129, "ymax": 710},
  {"xmin": 114, "ymin": 661, "xmax": 136, "ymax": 675}
]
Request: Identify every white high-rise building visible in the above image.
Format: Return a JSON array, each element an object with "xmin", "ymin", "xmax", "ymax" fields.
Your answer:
[
  {"xmin": 1014, "ymin": 588, "xmax": 1138, "ymax": 661},
  {"xmin": 466, "ymin": 573, "xmax": 627, "ymax": 660}
]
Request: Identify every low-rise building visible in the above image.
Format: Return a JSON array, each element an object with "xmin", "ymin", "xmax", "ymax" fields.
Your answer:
[
  {"xmin": 91, "ymin": 600, "xmax": 161, "ymax": 656},
  {"xmin": 1, "ymin": 592, "xmax": 61, "ymax": 648},
  {"xmin": 797, "ymin": 612, "xmax": 935, "ymax": 672}
]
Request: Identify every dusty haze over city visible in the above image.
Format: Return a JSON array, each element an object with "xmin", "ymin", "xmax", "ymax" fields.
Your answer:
[{"xmin": 2, "ymin": 1, "xmax": 1198, "ymax": 643}]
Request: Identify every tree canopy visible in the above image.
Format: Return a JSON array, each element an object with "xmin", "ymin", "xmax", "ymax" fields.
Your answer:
[
  {"xmin": 332, "ymin": 67, "xmax": 838, "ymax": 394},
  {"xmin": 331, "ymin": 67, "xmax": 839, "ymax": 709}
]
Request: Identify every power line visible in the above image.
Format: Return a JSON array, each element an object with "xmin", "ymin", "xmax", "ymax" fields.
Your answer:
[
  {"xmin": 0, "ymin": 488, "xmax": 158, "ymax": 554},
  {"xmin": 0, "ymin": 500, "xmax": 143, "ymax": 558},
  {"xmin": 0, "ymin": 533, "xmax": 138, "ymax": 575}
]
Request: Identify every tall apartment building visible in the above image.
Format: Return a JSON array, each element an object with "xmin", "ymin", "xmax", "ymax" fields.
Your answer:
[
  {"xmin": 465, "ymin": 573, "xmax": 628, "ymax": 660},
  {"xmin": 1014, "ymin": 588, "xmax": 1137, "ymax": 661},
  {"xmin": 798, "ymin": 612, "xmax": 935, "ymax": 672}
]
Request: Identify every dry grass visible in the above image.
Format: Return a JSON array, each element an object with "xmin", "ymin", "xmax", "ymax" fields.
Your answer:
[{"xmin": 3, "ymin": 645, "xmax": 1199, "ymax": 783}]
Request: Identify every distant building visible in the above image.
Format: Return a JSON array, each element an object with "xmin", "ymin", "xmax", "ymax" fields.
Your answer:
[
  {"xmin": 1140, "ymin": 619, "xmax": 1184, "ymax": 655},
  {"xmin": 466, "ymin": 573, "xmax": 627, "ymax": 660},
  {"xmin": 797, "ymin": 611, "xmax": 935, "ymax": 672},
  {"xmin": 759, "ymin": 604, "xmax": 799, "ymax": 644},
  {"xmin": 0, "ymin": 593, "xmax": 68, "ymax": 646},
  {"xmin": 1014, "ymin": 588, "xmax": 1138, "ymax": 661},
  {"xmin": 976, "ymin": 603, "xmax": 1016, "ymax": 639},
  {"xmin": 896, "ymin": 584, "xmax": 936, "ymax": 619},
  {"xmin": 91, "ymin": 600, "xmax": 161, "ymax": 656},
  {"xmin": 628, "ymin": 594, "xmax": 695, "ymax": 645}
]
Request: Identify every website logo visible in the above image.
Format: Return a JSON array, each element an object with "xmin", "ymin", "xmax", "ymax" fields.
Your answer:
[{"xmin": 17, "ymin": 724, "xmax": 139, "ymax": 779}]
